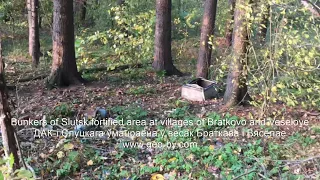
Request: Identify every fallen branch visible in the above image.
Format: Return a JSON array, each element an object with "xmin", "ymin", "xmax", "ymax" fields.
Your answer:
[
  {"xmin": 258, "ymin": 173, "xmax": 271, "ymax": 180},
  {"xmin": 12, "ymin": 63, "xmax": 150, "ymax": 83},
  {"xmin": 17, "ymin": 74, "xmax": 47, "ymax": 83},
  {"xmin": 79, "ymin": 63, "xmax": 150, "ymax": 74},
  {"xmin": 25, "ymin": 161, "xmax": 37, "ymax": 180},
  {"xmin": 246, "ymin": 155, "xmax": 320, "ymax": 163},
  {"xmin": 232, "ymin": 169, "xmax": 257, "ymax": 180}
]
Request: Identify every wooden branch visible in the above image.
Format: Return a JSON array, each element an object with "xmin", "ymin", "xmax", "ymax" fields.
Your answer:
[
  {"xmin": 79, "ymin": 63, "xmax": 149, "ymax": 74},
  {"xmin": 232, "ymin": 169, "xmax": 257, "ymax": 180},
  {"xmin": 305, "ymin": 0, "xmax": 320, "ymax": 13},
  {"xmin": 17, "ymin": 74, "xmax": 47, "ymax": 83},
  {"xmin": 301, "ymin": 0, "xmax": 320, "ymax": 17}
]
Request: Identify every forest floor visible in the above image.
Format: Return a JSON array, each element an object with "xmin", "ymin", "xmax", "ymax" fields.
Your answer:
[{"xmin": 4, "ymin": 61, "xmax": 320, "ymax": 179}]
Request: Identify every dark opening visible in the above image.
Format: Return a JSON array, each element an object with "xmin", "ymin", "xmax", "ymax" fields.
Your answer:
[{"xmin": 190, "ymin": 78, "xmax": 213, "ymax": 88}]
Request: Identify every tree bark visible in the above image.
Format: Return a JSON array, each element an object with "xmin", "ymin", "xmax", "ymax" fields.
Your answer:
[
  {"xmin": 27, "ymin": 0, "xmax": 40, "ymax": 68},
  {"xmin": 0, "ymin": 37, "xmax": 20, "ymax": 170},
  {"xmin": 80, "ymin": 0, "xmax": 87, "ymax": 22},
  {"xmin": 225, "ymin": 0, "xmax": 236, "ymax": 47},
  {"xmin": 153, "ymin": 0, "xmax": 182, "ymax": 76},
  {"xmin": 38, "ymin": 0, "xmax": 42, "ymax": 29},
  {"xmin": 196, "ymin": 0, "xmax": 218, "ymax": 78},
  {"xmin": 223, "ymin": 0, "xmax": 251, "ymax": 107},
  {"xmin": 27, "ymin": 0, "xmax": 32, "ymax": 55},
  {"xmin": 47, "ymin": 0, "xmax": 84, "ymax": 87}
]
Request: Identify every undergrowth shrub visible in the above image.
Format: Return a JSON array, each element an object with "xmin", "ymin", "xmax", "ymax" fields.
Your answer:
[
  {"xmin": 248, "ymin": 1, "xmax": 320, "ymax": 111},
  {"xmin": 0, "ymin": 154, "xmax": 33, "ymax": 180},
  {"xmin": 207, "ymin": 0, "xmax": 319, "ymax": 113}
]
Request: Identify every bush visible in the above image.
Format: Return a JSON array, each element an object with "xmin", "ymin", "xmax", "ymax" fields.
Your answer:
[{"xmin": 0, "ymin": 153, "xmax": 34, "ymax": 180}]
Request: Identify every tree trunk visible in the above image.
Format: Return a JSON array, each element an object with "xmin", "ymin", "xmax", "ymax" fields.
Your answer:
[
  {"xmin": 225, "ymin": 0, "xmax": 236, "ymax": 47},
  {"xmin": 196, "ymin": 0, "xmax": 218, "ymax": 78},
  {"xmin": 38, "ymin": 1, "xmax": 42, "ymax": 29},
  {"xmin": 223, "ymin": 0, "xmax": 251, "ymax": 107},
  {"xmin": 27, "ymin": 0, "xmax": 32, "ymax": 55},
  {"xmin": 0, "ymin": 38, "xmax": 20, "ymax": 170},
  {"xmin": 39, "ymin": 13, "xmax": 42, "ymax": 29},
  {"xmin": 80, "ymin": 0, "xmax": 87, "ymax": 22},
  {"xmin": 27, "ymin": 0, "xmax": 40, "ymax": 68},
  {"xmin": 153, "ymin": 0, "xmax": 182, "ymax": 76},
  {"xmin": 47, "ymin": 0, "xmax": 84, "ymax": 87}
]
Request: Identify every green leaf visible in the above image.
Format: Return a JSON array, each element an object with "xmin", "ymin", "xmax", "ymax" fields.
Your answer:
[
  {"xmin": 17, "ymin": 169, "xmax": 33, "ymax": 178},
  {"xmin": 63, "ymin": 143, "xmax": 74, "ymax": 151},
  {"xmin": 68, "ymin": 151, "xmax": 79, "ymax": 161},
  {"xmin": 0, "ymin": 172, "xmax": 3, "ymax": 180},
  {"xmin": 9, "ymin": 153, "xmax": 14, "ymax": 169},
  {"xmin": 0, "ymin": 159, "xmax": 6, "ymax": 166}
]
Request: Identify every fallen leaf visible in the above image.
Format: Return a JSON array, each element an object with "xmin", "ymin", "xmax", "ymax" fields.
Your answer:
[
  {"xmin": 271, "ymin": 86, "xmax": 277, "ymax": 93},
  {"xmin": 208, "ymin": 166, "xmax": 220, "ymax": 174},
  {"xmin": 150, "ymin": 173, "xmax": 164, "ymax": 180},
  {"xmin": 63, "ymin": 143, "xmax": 74, "ymax": 151},
  {"xmin": 40, "ymin": 153, "xmax": 47, "ymax": 159},
  {"xmin": 168, "ymin": 157, "xmax": 177, "ymax": 163},
  {"xmin": 87, "ymin": 160, "xmax": 94, "ymax": 166},
  {"xmin": 57, "ymin": 151, "xmax": 65, "ymax": 159},
  {"xmin": 186, "ymin": 154, "xmax": 194, "ymax": 161}
]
